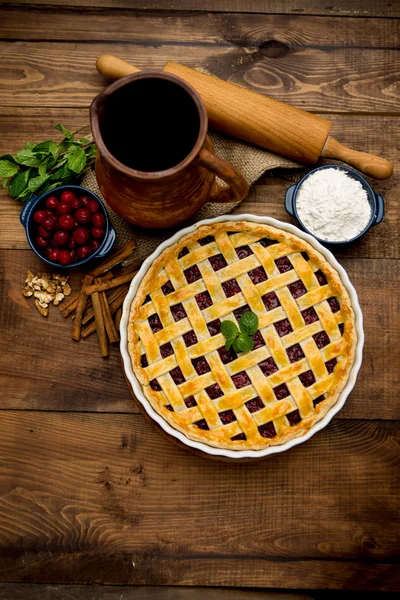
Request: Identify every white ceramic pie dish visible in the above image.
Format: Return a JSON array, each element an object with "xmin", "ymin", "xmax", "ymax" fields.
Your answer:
[{"xmin": 120, "ymin": 214, "xmax": 364, "ymax": 459}]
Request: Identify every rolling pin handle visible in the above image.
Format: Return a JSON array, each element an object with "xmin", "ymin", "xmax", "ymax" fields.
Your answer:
[
  {"xmin": 284, "ymin": 184, "xmax": 297, "ymax": 217},
  {"xmin": 372, "ymin": 194, "xmax": 385, "ymax": 226}
]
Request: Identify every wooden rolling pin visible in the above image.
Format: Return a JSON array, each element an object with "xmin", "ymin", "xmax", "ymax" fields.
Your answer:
[{"xmin": 96, "ymin": 55, "xmax": 393, "ymax": 180}]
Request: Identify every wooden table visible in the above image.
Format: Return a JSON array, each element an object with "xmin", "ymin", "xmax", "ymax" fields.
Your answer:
[{"xmin": 0, "ymin": 1, "xmax": 399, "ymax": 596}]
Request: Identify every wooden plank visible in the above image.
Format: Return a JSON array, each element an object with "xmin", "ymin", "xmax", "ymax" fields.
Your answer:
[
  {"xmin": 0, "ymin": 250, "xmax": 399, "ymax": 420},
  {"xmin": 7, "ymin": 0, "xmax": 400, "ymax": 18},
  {"xmin": 0, "ymin": 40, "xmax": 398, "ymax": 113},
  {"xmin": 2, "ymin": 9, "xmax": 399, "ymax": 48},
  {"xmin": 0, "ymin": 109, "xmax": 398, "ymax": 257},
  {"xmin": 0, "ymin": 410, "xmax": 398, "ymax": 590},
  {"xmin": 0, "ymin": 583, "xmax": 313, "ymax": 600}
]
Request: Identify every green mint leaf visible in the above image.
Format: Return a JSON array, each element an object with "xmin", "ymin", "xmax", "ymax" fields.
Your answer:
[
  {"xmin": 2, "ymin": 177, "xmax": 10, "ymax": 189},
  {"xmin": 221, "ymin": 320, "xmax": 239, "ymax": 340},
  {"xmin": 239, "ymin": 311, "xmax": 259, "ymax": 336},
  {"xmin": 79, "ymin": 137, "xmax": 89, "ymax": 144},
  {"xmin": 0, "ymin": 160, "xmax": 19, "ymax": 178},
  {"xmin": 45, "ymin": 181, "xmax": 63, "ymax": 192},
  {"xmin": 67, "ymin": 146, "xmax": 86, "ymax": 173},
  {"xmin": 233, "ymin": 333, "xmax": 254, "ymax": 354},
  {"xmin": 15, "ymin": 149, "xmax": 41, "ymax": 168},
  {"xmin": 88, "ymin": 143, "xmax": 97, "ymax": 158},
  {"xmin": 55, "ymin": 123, "xmax": 73, "ymax": 139},
  {"xmin": 24, "ymin": 142, "xmax": 36, "ymax": 151},
  {"xmin": 225, "ymin": 337, "xmax": 235, "ymax": 351},
  {"xmin": 28, "ymin": 174, "xmax": 50, "ymax": 193},
  {"xmin": 38, "ymin": 157, "xmax": 50, "ymax": 176},
  {"xmin": 0, "ymin": 154, "xmax": 17, "ymax": 164},
  {"xmin": 32, "ymin": 141, "xmax": 59, "ymax": 160},
  {"xmin": 8, "ymin": 169, "xmax": 30, "ymax": 198},
  {"xmin": 17, "ymin": 187, "xmax": 33, "ymax": 201}
]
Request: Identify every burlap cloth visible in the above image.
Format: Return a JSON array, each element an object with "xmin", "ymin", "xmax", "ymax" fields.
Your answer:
[{"xmin": 82, "ymin": 130, "xmax": 301, "ymax": 261}]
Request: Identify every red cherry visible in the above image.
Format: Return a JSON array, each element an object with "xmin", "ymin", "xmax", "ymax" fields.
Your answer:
[
  {"xmin": 87, "ymin": 199, "xmax": 100, "ymax": 213},
  {"xmin": 68, "ymin": 238, "xmax": 76, "ymax": 249},
  {"xmin": 77, "ymin": 245, "xmax": 92, "ymax": 260},
  {"xmin": 91, "ymin": 227, "xmax": 105, "ymax": 240},
  {"xmin": 58, "ymin": 214, "xmax": 75, "ymax": 231},
  {"xmin": 69, "ymin": 249, "xmax": 77, "ymax": 262},
  {"xmin": 58, "ymin": 250, "xmax": 72, "ymax": 266},
  {"xmin": 80, "ymin": 195, "xmax": 90, "ymax": 206},
  {"xmin": 33, "ymin": 209, "xmax": 47, "ymax": 224},
  {"xmin": 36, "ymin": 235, "xmax": 49, "ymax": 248},
  {"xmin": 49, "ymin": 248, "xmax": 59, "ymax": 262},
  {"xmin": 46, "ymin": 196, "xmax": 59, "ymax": 211},
  {"xmin": 52, "ymin": 230, "xmax": 69, "ymax": 247},
  {"xmin": 73, "ymin": 227, "xmax": 90, "ymax": 245},
  {"xmin": 38, "ymin": 225, "xmax": 51, "ymax": 239},
  {"xmin": 92, "ymin": 212, "xmax": 105, "ymax": 228},
  {"xmin": 41, "ymin": 215, "xmax": 57, "ymax": 232},
  {"xmin": 57, "ymin": 202, "xmax": 71, "ymax": 215},
  {"xmin": 70, "ymin": 197, "xmax": 81, "ymax": 210},
  {"xmin": 61, "ymin": 191, "xmax": 76, "ymax": 204},
  {"xmin": 91, "ymin": 239, "xmax": 100, "ymax": 252},
  {"xmin": 75, "ymin": 208, "xmax": 92, "ymax": 226}
]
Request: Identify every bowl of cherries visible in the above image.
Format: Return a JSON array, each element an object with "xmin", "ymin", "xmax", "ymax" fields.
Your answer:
[{"xmin": 20, "ymin": 185, "xmax": 116, "ymax": 268}]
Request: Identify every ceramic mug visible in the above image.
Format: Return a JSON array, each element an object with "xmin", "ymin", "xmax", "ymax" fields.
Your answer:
[{"xmin": 90, "ymin": 71, "xmax": 249, "ymax": 229}]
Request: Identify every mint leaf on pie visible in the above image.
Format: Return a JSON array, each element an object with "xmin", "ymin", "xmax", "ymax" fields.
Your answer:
[
  {"xmin": 233, "ymin": 333, "xmax": 254, "ymax": 353},
  {"xmin": 222, "ymin": 311, "xmax": 259, "ymax": 354},
  {"xmin": 239, "ymin": 311, "xmax": 259, "ymax": 336},
  {"xmin": 221, "ymin": 320, "xmax": 238, "ymax": 339}
]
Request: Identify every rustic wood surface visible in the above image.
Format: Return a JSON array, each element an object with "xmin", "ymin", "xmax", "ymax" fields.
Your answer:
[{"xmin": 0, "ymin": 0, "xmax": 399, "ymax": 594}]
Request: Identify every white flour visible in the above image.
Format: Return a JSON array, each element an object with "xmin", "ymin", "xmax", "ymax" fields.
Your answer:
[{"xmin": 296, "ymin": 168, "xmax": 372, "ymax": 242}]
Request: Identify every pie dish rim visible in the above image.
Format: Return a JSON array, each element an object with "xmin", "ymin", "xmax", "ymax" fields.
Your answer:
[{"xmin": 120, "ymin": 214, "xmax": 364, "ymax": 459}]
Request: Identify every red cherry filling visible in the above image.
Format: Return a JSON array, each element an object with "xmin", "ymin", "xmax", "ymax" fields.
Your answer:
[
  {"xmin": 258, "ymin": 422, "xmax": 277, "ymax": 438},
  {"xmin": 219, "ymin": 409, "xmax": 236, "ymax": 424},
  {"xmin": 258, "ymin": 357, "xmax": 278, "ymax": 376},
  {"xmin": 301, "ymin": 251, "xmax": 310, "ymax": 261},
  {"xmin": 194, "ymin": 419, "xmax": 209, "ymax": 430},
  {"xmin": 178, "ymin": 247, "xmax": 189, "ymax": 259},
  {"xmin": 287, "ymin": 409, "xmax": 301, "ymax": 426},
  {"xmin": 288, "ymin": 280, "xmax": 307, "ymax": 299},
  {"xmin": 192, "ymin": 356, "xmax": 211, "ymax": 375},
  {"xmin": 339, "ymin": 323, "xmax": 345, "ymax": 335},
  {"xmin": 218, "ymin": 346, "xmax": 238, "ymax": 364},
  {"xmin": 287, "ymin": 343, "xmax": 305, "ymax": 363},
  {"xmin": 274, "ymin": 318, "xmax": 293, "ymax": 337},
  {"xmin": 273, "ymin": 383, "xmax": 290, "ymax": 400},
  {"xmin": 140, "ymin": 354, "xmax": 148, "ymax": 368},
  {"xmin": 313, "ymin": 394, "xmax": 325, "ymax": 406},
  {"xmin": 325, "ymin": 358, "xmax": 337, "ymax": 374},
  {"xmin": 236, "ymin": 245, "xmax": 253, "ymax": 259},
  {"xmin": 170, "ymin": 366, "xmax": 185, "ymax": 385},
  {"xmin": 165, "ymin": 405, "xmax": 174, "ymax": 411},
  {"xmin": 195, "ymin": 291, "xmax": 212, "ymax": 310},
  {"xmin": 222, "ymin": 278, "xmax": 241, "ymax": 298},
  {"xmin": 301, "ymin": 307, "xmax": 318, "ymax": 324},
  {"xmin": 207, "ymin": 319, "xmax": 221, "ymax": 336},
  {"xmin": 275, "ymin": 256, "xmax": 293, "ymax": 273},
  {"xmin": 205, "ymin": 383, "xmax": 223, "ymax": 399},
  {"xmin": 209, "ymin": 253, "xmax": 227, "ymax": 271},
  {"xmin": 161, "ymin": 280, "xmax": 174, "ymax": 295},
  {"xmin": 150, "ymin": 379, "xmax": 162, "ymax": 391},
  {"xmin": 183, "ymin": 330, "xmax": 198, "ymax": 347},
  {"xmin": 245, "ymin": 396, "xmax": 265, "ymax": 413},
  {"xmin": 233, "ymin": 304, "xmax": 250, "ymax": 321},
  {"xmin": 160, "ymin": 342, "xmax": 174, "ymax": 358},
  {"xmin": 184, "ymin": 264, "xmax": 201, "ymax": 283},
  {"xmin": 170, "ymin": 303, "xmax": 187, "ymax": 322},
  {"xmin": 148, "ymin": 313, "xmax": 163, "ymax": 333},
  {"xmin": 231, "ymin": 432, "xmax": 246, "ymax": 441},
  {"xmin": 299, "ymin": 370, "xmax": 316, "ymax": 387},
  {"xmin": 315, "ymin": 269, "xmax": 327, "ymax": 285},
  {"xmin": 313, "ymin": 331, "xmax": 330, "ymax": 349},
  {"xmin": 252, "ymin": 330, "xmax": 265, "ymax": 349},
  {"xmin": 143, "ymin": 294, "xmax": 151, "ymax": 304},
  {"xmin": 232, "ymin": 371, "xmax": 251, "ymax": 389},
  {"xmin": 328, "ymin": 297, "xmax": 340, "ymax": 313},
  {"xmin": 262, "ymin": 291, "xmax": 280, "ymax": 311},
  {"xmin": 260, "ymin": 237, "xmax": 278, "ymax": 248},
  {"xmin": 185, "ymin": 396, "xmax": 197, "ymax": 408},
  {"xmin": 198, "ymin": 235, "xmax": 215, "ymax": 246},
  {"xmin": 248, "ymin": 266, "xmax": 268, "ymax": 284}
]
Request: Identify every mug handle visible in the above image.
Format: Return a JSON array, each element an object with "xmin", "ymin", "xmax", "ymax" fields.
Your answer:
[{"xmin": 197, "ymin": 148, "xmax": 249, "ymax": 204}]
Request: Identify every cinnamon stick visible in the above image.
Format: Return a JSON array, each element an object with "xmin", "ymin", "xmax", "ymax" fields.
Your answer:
[
  {"xmin": 92, "ymin": 289, "xmax": 109, "ymax": 357},
  {"xmin": 81, "ymin": 287, "xmax": 129, "ymax": 338},
  {"xmin": 71, "ymin": 275, "xmax": 93, "ymax": 341},
  {"xmin": 89, "ymin": 240, "xmax": 136, "ymax": 278},
  {"xmin": 81, "ymin": 284, "xmax": 127, "ymax": 326},
  {"xmin": 85, "ymin": 271, "xmax": 138, "ymax": 295},
  {"xmin": 59, "ymin": 293, "xmax": 79, "ymax": 316},
  {"xmin": 114, "ymin": 307, "xmax": 122, "ymax": 331},
  {"xmin": 96, "ymin": 278, "xmax": 120, "ymax": 344}
]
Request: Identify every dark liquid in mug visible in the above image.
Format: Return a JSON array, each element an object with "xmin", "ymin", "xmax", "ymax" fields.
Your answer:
[{"xmin": 100, "ymin": 78, "xmax": 200, "ymax": 172}]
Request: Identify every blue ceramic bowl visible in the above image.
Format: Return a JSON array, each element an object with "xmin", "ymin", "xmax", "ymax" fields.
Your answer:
[
  {"xmin": 20, "ymin": 184, "xmax": 116, "ymax": 268},
  {"xmin": 284, "ymin": 165, "xmax": 385, "ymax": 245}
]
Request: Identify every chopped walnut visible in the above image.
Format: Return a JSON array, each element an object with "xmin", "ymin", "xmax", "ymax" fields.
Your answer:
[{"xmin": 22, "ymin": 271, "xmax": 72, "ymax": 316}]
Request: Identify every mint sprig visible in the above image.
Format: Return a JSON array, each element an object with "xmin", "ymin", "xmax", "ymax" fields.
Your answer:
[
  {"xmin": 0, "ymin": 124, "xmax": 96, "ymax": 202},
  {"xmin": 221, "ymin": 310, "xmax": 259, "ymax": 353}
]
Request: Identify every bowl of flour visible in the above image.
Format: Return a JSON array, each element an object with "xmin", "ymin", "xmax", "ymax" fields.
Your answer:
[{"xmin": 284, "ymin": 165, "xmax": 384, "ymax": 244}]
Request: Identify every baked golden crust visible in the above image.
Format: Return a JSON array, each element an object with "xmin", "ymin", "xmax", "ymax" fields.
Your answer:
[{"xmin": 128, "ymin": 221, "xmax": 357, "ymax": 451}]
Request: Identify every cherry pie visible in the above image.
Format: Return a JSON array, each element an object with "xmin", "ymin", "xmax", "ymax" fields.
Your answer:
[{"xmin": 128, "ymin": 221, "xmax": 356, "ymax": 450}]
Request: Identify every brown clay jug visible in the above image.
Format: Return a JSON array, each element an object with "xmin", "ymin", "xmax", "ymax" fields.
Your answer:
[{"xmin": 90, "ymin": 71, "xmax": 249, "ymax": 229}]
